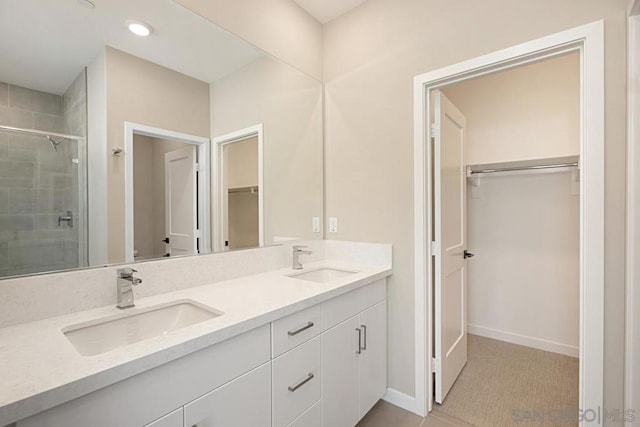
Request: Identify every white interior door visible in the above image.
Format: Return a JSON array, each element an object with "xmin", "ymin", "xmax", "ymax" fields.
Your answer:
[
  {"xmin": 165, "ymin": 145, "xmax": 198, "ymax": 257},
  {"xmin": 433, "ymin": 90, "xmax": 468, "ymax": 404}
]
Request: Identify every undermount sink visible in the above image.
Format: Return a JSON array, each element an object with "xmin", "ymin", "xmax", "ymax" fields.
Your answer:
[
  {"xmin": 288, "ymin": 267, "xmax": 357, "ymax": 283},
  {"xmin": 62, "ymin": 300, "xmax": 222, "ymax": 356}
]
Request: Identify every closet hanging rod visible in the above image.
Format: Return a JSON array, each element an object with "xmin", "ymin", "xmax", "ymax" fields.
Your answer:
[
  {"xmin": 228, "ymin": 186, "xmax": 259, "ymax": 194},
  {"xmin": 0, "ymin": 125, "xmax": 84, "ymax": 141},
  {"xmin": 468, "ymin": 161, "xmax": 579, "ymax": 176}
]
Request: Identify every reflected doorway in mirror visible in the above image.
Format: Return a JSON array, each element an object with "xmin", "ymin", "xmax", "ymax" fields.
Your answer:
[
  {"xmin": 125, "ymin": 122, "xmax": 211, "ymax": 263},
  {"xmin": 212, "ymin": 124, "xmax": 264, "ymax": 252}
]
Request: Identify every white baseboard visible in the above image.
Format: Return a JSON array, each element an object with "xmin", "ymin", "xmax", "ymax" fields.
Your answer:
[
  {"xmin": 382, "ymin": 388, "xmax": 420, "ymax": 415},
  {"xmin": 468, "ymin": 324, "xmax": 579, "ymax": 358}
]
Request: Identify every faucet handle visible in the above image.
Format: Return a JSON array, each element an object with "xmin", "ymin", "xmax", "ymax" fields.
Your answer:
[
  {"xmin": 293, "ymin": 245, "xmax": 308, "ymax": 251},
  {"xmin": 118, "ymin": 267, "xmax": 137, "ymax": 278}
]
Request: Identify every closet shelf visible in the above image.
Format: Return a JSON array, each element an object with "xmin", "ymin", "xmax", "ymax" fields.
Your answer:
[
  {"xmin": 466, "ymin": 155, "xmax": 579, "ymax": 177},
  {"xmin": 466, "ymin": 155, "xmax": 580, "ymax": 194}
]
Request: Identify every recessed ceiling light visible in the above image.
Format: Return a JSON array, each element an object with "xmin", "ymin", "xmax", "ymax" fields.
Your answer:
[
  {"xmin": 77, "ymin": 0, "xmax": 96, "ymax": 9},
  {"xmin": 127, "ymin": 21, "xmax": 152, "ymax": 37}
]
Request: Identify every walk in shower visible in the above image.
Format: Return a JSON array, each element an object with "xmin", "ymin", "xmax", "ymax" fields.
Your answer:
[{"xmin": 0, "ymin": 74, "xmax": 88, "ymax": 278}]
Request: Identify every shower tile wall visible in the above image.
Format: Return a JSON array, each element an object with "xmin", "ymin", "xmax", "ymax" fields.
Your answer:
[{"xmin": 0, "ymin": 73, "xmax": 86, "ymax": 277}]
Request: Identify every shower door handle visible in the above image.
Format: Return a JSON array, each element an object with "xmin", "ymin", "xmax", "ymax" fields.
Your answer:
[{"xmin": 58, "ymin": 211, "xmax": 73, "ymax": 227}]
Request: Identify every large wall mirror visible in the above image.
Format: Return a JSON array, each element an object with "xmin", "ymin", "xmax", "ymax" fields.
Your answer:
[{"xmin": 0, "ymin": 0, "xmax": 323, "ymax": 277}]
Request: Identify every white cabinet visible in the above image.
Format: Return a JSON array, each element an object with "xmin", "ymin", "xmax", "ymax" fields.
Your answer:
[
  {"xmin": 184, "ymin": 362, "xmax": 272, "ymax": 427},
  {"xmin": 358, "ymin": 301, "xmax": 387, "ymax": 418},
  {"xmin": 321, "ymin": 300, "xmax": 387, "ymax": 426},
  {"xmin": 321, "ymin": 315, "xmax": 360, "ymax": 427},
  {"xmin": 145, "ymin": 409, "xmax": 183, "ymax": 427}
]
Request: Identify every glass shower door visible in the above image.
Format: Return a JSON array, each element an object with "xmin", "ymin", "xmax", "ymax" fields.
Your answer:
[{"xmin": 0, "ymin": 128, "xmax": 87, "ymax": 277}]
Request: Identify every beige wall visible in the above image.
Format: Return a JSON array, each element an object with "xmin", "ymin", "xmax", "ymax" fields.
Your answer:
[
  {"xmin": 106, "ymin": 47, "xmax": 210, "ymax": 263},
  {"xmin": 175, "ymin": 0, "xmax": 323, "ymax": 81},
  {"xmin": 132, "ymin": 135, "xmax": 154, "ymax": 258},
  {"xmin": 323, "ymin": 0, "xmax": 627, "ymax": 413},
  {"xmin": 211, "ymin": 56, "xmax": 323, "ymax": 244},
  {"xmin": 442, "ymin": 53, "xmax": 580, "ymax": 165},
  {"xmin": 226, "ymin": 136, "xmax": 258, "ymax": 189}
]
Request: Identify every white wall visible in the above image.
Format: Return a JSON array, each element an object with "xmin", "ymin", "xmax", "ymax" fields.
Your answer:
[
  {"xmin": 174, "ymin": 0, "xmax": 323, "ymax": 81},
  {"xmin": 323, "ymin": 0, "xmax": 627, "ymax": 412},
  {"xmin": 210, "ymin": 56, "xmax": 323, "ymax": 244},
  {"xmin": 442, "ymin": 53, "xmax": 580, "ymax": 165},
  {"xmin": 467, "ymin": 171, "xmax": 579, "ymax": 357}
]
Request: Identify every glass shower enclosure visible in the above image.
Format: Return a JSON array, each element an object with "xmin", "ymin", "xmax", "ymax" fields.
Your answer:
[{"xmin": 0, "ymin": 126, "xmax": 87, "ymax": 278}]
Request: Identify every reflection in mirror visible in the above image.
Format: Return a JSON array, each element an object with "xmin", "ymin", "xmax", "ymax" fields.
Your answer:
[
  {"xmin": 223, "ymin": 137, "xmax": 260, "ymax": 250},
  {"xmin": 0, "ymin": 0, "xmax": 323, "ymax": 277}
]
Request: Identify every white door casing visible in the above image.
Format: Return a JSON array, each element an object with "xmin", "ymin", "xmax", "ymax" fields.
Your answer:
[
  {"xmin": 433, "ymin": 91, "xmax": 468, "ymax": 404},
  {"xmin": 164, "ymin": 146, "xmax": 198, "ymax": 257},
  {"xmin": 407, "ymin": 21, "xmax": 604, "ymax": 420},
  {"xmin": 212, "ymin": 124, "xmax": 264, "ymax": 252},
  {"xmin": 124, "ymin": 122, "xmax": 211, "ymax": 263}
]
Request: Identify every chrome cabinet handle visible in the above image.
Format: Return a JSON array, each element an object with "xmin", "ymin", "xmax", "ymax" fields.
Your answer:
[
  {"xmin": 356, "ymin": 328, "xmax": 362, "ymax": 354},
  {"xmin": 288, "ymin": 321, "xmax": 314, "ymax": 336},
  {"xmin": 361, "ymin": 325, "xmax": 367, "ymax": 351},
  {"xmin": 288, "ymin": 373, "xmax": 314, "ymax": 392}
]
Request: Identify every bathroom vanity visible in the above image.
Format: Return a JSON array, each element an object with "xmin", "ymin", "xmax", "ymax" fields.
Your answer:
[{"xmin": 0, "ymin": 241, "xmax": 391, "ymax": 427}]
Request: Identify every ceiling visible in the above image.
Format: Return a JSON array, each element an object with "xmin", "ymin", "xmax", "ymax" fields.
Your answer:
[
  {"xmin": 0, "ymin": 0, "xmax": 263, "ymax": 95},
  {"xmin": 293, "ymin": 0, "xmax": 368, "ymax": 24}
]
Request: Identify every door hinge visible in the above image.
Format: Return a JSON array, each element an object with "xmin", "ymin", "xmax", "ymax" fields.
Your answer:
[
  {"xmin": 195, "ymin": 163, "xmax": 201, "ymax": 172},
  {"xmin": 430, "ymin": 241, "xmax": 440, "ymax": 256},
  {"xmin": 431, "ymin": 358, "xmax": 440, "ymax": 373},
  {"xmin": 430, "ymin": 123, "xmax": 440, "ymax": 139}
]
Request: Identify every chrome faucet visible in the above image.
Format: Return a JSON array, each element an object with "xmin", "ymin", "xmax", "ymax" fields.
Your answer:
[
  {"xmin": 292, "ymin": 245, "xmax": 312, "ymax": 270},
  {"xmin": 117, "ymin": 268, "xmax": 142, "ymax": 309}
]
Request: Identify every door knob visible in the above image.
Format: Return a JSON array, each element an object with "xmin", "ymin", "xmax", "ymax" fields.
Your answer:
[{"xmin": 464, "ymin": 250, "xmax": 475, "ymax": 259}]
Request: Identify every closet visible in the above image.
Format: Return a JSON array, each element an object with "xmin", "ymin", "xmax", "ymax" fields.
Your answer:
[{"xmin": 432, "ymin": 52, "xmax": 581, "ymax": 426}]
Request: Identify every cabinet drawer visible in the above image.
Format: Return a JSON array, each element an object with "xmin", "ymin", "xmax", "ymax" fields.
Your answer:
[
  {"xmin": 272, "ymin": 304, "xmax": 321, "ymax": 357},
  {"xmin": 145, "ymin": 408, "xmax": 183, "ymax": 427},
  {"xmin": 288, "ymin": 401, "xmax": 320, "ymax": 427},
  {"xmin": 184, "ymin": 362, "xmax": 271, "ymax": 427},
  {"xmin": 272, "ymin": 336, "xmax": 321, "ymax": 427},
  {"xmin": 321, "ymin": 279, "xmax": 386, "ymax": 331}
]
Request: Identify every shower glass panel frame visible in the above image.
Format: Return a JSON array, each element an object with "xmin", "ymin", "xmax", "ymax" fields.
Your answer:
[{"xmin": 0, "ymin": 126, "xmax": 88, "ymax": 278}]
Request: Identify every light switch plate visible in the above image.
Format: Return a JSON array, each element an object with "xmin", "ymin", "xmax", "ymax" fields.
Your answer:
[
  {"xmin": 312, "ymin": 217, "xmax": 321, "ymax": 233},
  {"xmin": 328, "ymin": 217, "xmax": 338, "ymax": 233}
]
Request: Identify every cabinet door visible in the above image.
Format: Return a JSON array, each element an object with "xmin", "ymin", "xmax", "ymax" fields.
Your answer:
[
  {"xmin": 184, "ymin": 362, "xmax": 271, "ymax": 427},
  {"xmin": 359, "ymin": 301, "xmax": 387, "ymax": 419},
  {"xmin": 145, "ymin": 408, "xmax": 183, "ymax": 427},
  {"xmin": 321, "ymin": 316, "xmax": 360, "ymax": 427}
]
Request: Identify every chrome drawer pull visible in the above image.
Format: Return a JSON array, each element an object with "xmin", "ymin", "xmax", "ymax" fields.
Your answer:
[
  {"xmin": 288, "ymin": 321, "xmax": 314, "ymax": 336},
  {"xmin": 288, "ymin": 373, "xmax": 315, "ymax": 392},
  {"xmin": 361, "ymin": 324, "xmax": 367, "ymax": 351}
]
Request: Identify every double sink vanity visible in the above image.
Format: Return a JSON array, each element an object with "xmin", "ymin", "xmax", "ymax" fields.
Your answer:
[{"xmin": 0, "ymin": 241, "xmax": 392, "ymax": 427}]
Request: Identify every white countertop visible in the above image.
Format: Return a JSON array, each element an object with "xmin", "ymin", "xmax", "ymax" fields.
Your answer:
[{"xmin": 0, "ymin": 260, "xmax": 391, "ymax": 426}]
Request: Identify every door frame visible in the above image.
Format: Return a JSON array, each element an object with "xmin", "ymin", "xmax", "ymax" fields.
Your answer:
[
  {"xmin": 211, "ymin": 124, "xmax": 264, "ymax": 252},
  {"xmin": 409, "ymin": 22, "xmax": 605, "ymax": 419},
  {"xmin": 124, "ymin": 122, "xmax": 211, "ymax": 263},
  {"xmin": 626, "ymin": 3, "xmax": 640, "ymax": 423}
]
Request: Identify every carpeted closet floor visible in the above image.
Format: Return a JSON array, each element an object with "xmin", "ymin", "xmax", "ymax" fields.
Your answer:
[{"xmin": 435, "ymin": 334, "xmax": 579, "ymax": 426}]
